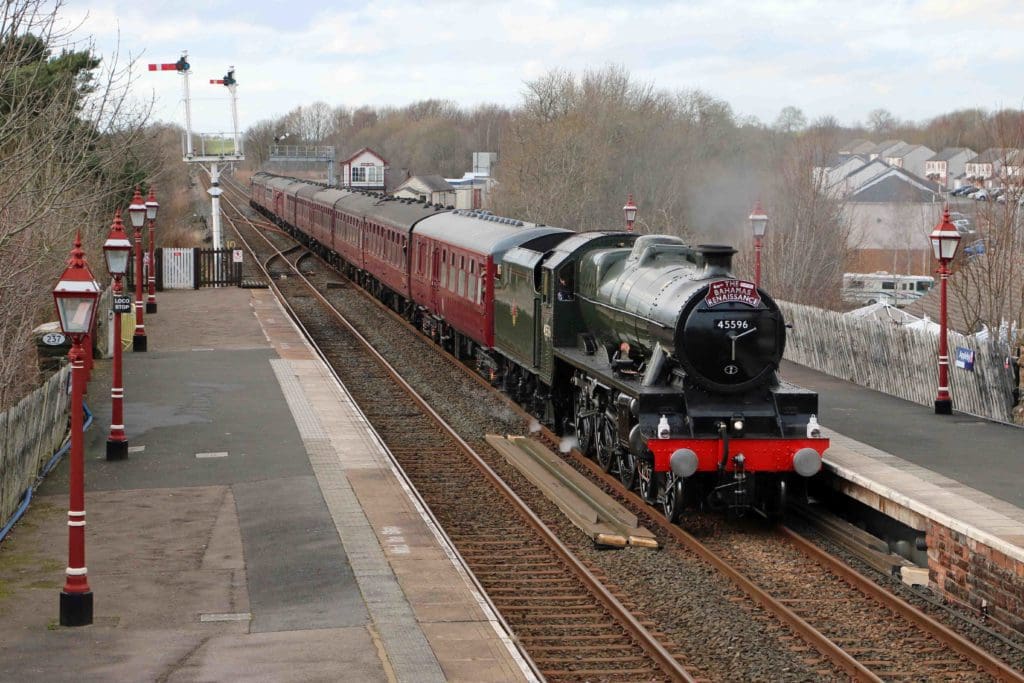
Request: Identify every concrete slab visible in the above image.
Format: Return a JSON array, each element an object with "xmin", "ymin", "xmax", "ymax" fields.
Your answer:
[{"xmin": 234, "ymin": 475, "xmax": 367, "ymax": 633}]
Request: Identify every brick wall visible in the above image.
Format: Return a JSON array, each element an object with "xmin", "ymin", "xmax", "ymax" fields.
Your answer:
[{"xmin": 928, "ymin": 521, "xmax": 1024, "ymax": 633}]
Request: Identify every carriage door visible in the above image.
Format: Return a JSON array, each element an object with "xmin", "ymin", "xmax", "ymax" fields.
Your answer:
[{"xmin": 431, "ymin": 246, "xmax": 441, "ymax": 310}]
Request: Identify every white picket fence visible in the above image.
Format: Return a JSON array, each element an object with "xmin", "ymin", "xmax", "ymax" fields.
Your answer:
[
  {"xmin": 162, "ymin": 247, "xmax": 194, "ymax": 289},
  {"xmin": 0, "ymin": 366, "xmax": 72, "ymax": 532},
  {"xmin": 780, "ymin": 301, "xmax": 1016, "ymax": 422}
]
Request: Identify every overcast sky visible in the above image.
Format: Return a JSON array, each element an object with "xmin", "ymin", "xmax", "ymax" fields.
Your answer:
[{"xmin": 62, "ymin": 0, "xmax": 1024, "ymax": 134}]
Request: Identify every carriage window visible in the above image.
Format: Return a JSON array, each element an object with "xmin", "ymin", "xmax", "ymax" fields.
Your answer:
[
  {"xmin": 470, "ymin": 261, "xmax": 475, "ymax": 275},
  {"xmin": 458, "ymin": 271, "xmax": 466, "ymax": 297},
  {"xmin": 478, "ymin": 276, "xmax": 485, "ymax": 303},
  {"xmin": 469, "ymin": 275, "xmax": 477, "ymax": 302}
]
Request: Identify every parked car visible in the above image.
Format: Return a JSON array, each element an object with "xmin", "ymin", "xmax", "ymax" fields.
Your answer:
[
  {"xmin": 974, "ymin": 189, "xmax": 990, "ymax": 201},
  {"xmin": 964, "ymin": 238, "xmax": 991, "ymax": 256}
]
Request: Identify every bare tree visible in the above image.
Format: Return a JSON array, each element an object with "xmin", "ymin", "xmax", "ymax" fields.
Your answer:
[
  {"xmin": 867, "ymin": 108, "xmax": 898, "ymax": 136},
  {"xmin": 773, "ymin": 106, "xmax": 807, "ymax": 134},
  {"xmin": 754, "ymin": 129, "xmax": 854, "ymax": 307},
  {"xmin": 1, "ymin": 0, "xmax": 151, "ymax": 410}
]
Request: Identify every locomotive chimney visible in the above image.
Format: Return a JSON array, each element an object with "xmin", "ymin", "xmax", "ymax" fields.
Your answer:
[{"xmin": 695, "ymin": 244, "xmax": 736, "ymax": 276}]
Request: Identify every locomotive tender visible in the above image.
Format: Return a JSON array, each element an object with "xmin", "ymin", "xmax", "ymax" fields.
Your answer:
[{"xmin": 250, "ymin": 172, "xmax": 829, "ymax": 518}]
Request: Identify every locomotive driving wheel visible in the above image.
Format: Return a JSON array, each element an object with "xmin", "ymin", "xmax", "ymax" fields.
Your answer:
[
  {"xmin": 595, "ymin": 410, "xmax": 617, "ymax": 473},
  {"xmin": 618, "ymin": 447, "xmax": 638, "ymax": 491},
  {"xmin": 637, "ymin": 459, "xmax": 658, "ymax": 503},
  {"xmin": 662, "ymin": 474, "xmax": 685, "ymax": 523},
  {"xmin": 573, "ymin": 392, "xmax": 597, "ymax": 457}
]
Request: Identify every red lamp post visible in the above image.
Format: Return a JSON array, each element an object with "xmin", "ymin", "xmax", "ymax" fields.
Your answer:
[
  {"xmin": 128, "ymin": 187, "xmax": 147, "ymax": 351},
  {"xmin": 103, "ymin": 211, "xmax": 132, "ymax": 460},
  {"xmin": 930, "ymin": 208, "xmax": 962, "ymax": 415},
  {"xmin": 145, "ymin": 187, "xmax": 159, "ymax": 313},
  {"xmin": 52, "ymin": 233, "xmax": 100, "ymax": 627},
  {"xmin": 623, "ymin": 194, "xmax": 638, "ymax": 233},
  {"xmin": 749, "ymin": 200, "xmax": 768, "ymax": 288}
]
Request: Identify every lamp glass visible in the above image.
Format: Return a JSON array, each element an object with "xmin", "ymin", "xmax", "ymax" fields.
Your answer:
[
  {"xmin": 128, "ymin": 204, "xmax": 146, "ymax": 228},
  {"xmin": 104, "ymin": 248, "xmax": 130, "ymax": 276},
  {"xmin": 145, "ymin": 201, "xmax": 159, "ymax": 221},
  {"xmin": 941, "ymin": 234, "xmax": 960, "ymax": 260},
  {"xmin": 56, "ymin": 296, "xmax": 95, "ymax": 335},
  {"xmin": 751, "ymin": 216, "xmax": 768, "ymax": 237},
  {"xmin": 931, "ymin": 237, "xmax": 941, "ymax": 261},
  {"xmin": 623, "ymin": 206, "xmax": 637, "ymax": 222}
]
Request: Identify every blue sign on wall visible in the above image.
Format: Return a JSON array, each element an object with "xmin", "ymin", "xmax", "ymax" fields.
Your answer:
[{"xmin": 955, "ymin": 347, "xmax": 975, "ymax": 371}]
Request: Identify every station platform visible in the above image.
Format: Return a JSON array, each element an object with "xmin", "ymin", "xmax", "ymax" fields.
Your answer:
[
  {"xmin": 0, "ymin": 288, "xmax": 532, "ymax": 682},
  {"xmin": 781, "ymin": 360, "xmax": 1024, "ymax": 628}
]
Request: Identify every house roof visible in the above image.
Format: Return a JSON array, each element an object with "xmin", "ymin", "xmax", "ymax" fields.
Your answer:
[
  {"xmin": 868, "ymin": 139, "xmax": 906, "ymax": 156},
  {"xmin": 396, "ymin": 174, "xmax": 454, "ymax": 193},
  {"xmin": 840, "ymin": 139, "xmax": 875, "ymax": 155},
  {"xmin": 970, "ymin": 148, "xmax": 1014, "ymax": 163},
  {"xmin": 886, "ymin": 144, "xmax": 934, "ymax": 160},
  {"xmin": 842, "ymin": 158, "xmax": 889, "ymax": 184},
  {"xmin": 930, "ymin": 147, "xmax": 974, "ymax": 162},
  {"xmin": 416, "ymin": 174, "xmax": 454, "ymax": 192},
  {"xmin": 340, "ymin": 146, "xmax": 388, "ymax": 166},
  {"xmin": 848, "ymin": 168, "xmax": 942, "ymax": 203}
]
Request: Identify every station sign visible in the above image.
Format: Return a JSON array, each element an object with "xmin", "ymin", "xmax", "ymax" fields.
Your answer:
[
  {"xmin": 113, "ymin": 295, "xmax": 133, "ymax": 314},
  {"xmin": 955, "ymin": 347, "xmax": 975, "ymax": 371},
  {"xmin": 232, "ymin": 249, "xmax": 243, "ymax": 263},
  {"xmin": 41, "ymin": 332, "xmax": 66, "ymax": 346}
]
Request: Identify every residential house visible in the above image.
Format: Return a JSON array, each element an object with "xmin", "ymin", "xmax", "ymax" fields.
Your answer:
[
  {"xmin": 1002, "ymin": 149, "xmax": 1024, "ymax": 188},
  {"xmin": 839, "ymin": 159, "xmax": 892, "ymax": 195},
  {"xmin": 844, "ymin": 167, "xmax": 943, "ymax": 275},
  {"xmin": 814, "ymin": 154, "xmax": 865, "ymax": 189},
  {"xmin": 340, "ymin": 147, "xmax": 388, "ymax": 191},
  {"xmin": 883, "ymin": 144, "xmax": 934, "ymax": 178},
  {"xmin": 446, "ymin": 152, "xmax": 498, "ymax": 210},
  {"xmin": 924, "ymin": 147, "xmax": 976, "ymax": 189},
  {"xmin": 393, "ymin": 175, "xmax": 456, "ymax": 206},
  {"xmin": 964, "ymin": 148, "xmax": 1014, "ymax": 189},
  {"xmin": 867, "ymin": 139, "xmax": 907, "ymax": 161}
]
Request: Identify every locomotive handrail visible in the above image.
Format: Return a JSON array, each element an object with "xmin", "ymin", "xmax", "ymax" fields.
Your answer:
[{"xmin": 574, "ymin": 293, "xmax": 671, "ymax": 329}]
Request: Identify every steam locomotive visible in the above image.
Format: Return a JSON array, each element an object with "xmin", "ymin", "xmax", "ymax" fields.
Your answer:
[{"xmin": 250, "ymin": 172, "xmax": 829, "ymax": 518}]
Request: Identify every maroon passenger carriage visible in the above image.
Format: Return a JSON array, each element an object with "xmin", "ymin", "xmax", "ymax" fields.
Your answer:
[{"xmin": 408, "ymin": 211, "xmax": 568, "ymax": 356}]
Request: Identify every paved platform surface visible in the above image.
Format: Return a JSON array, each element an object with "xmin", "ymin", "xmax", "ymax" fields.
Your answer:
[
  {"xmin": 0, "ymin": 288, "xmax": 531, "ymax": 682},
  {"xmin": 782, "ymin": 360, "xmax": 1024, "ymax": 559}
]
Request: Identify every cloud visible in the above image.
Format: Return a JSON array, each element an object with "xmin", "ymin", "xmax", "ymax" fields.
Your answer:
[{"xmin": 62, "ymin": 0, "xmax": 1024, "ymax": 130}]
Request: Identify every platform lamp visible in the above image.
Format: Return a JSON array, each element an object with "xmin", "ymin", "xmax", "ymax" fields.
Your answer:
[
  {"xmin": 127, "ymin": 187, "xmax": 147, "ymax": 351},
  {"xmin": 53, "ymin": 233, "xmax": 100, "ymax": 626},
  {"xmin": 749, "ymin": 200, "xmax": 768, "ymax": 288},
  {"xmin": 930, "ymin": 207, "xmax": 962, "ymax": 415},
  {"xmin": 103, "ymin": 211, "xmax": 132, "ymax": 460},
  {"xmin": 145, "ymin": 187, "xmax": 159, "ymax": 313},
  {"xmin": 623, "ymin": 194, "xmax": 638, "ymax": 233}
]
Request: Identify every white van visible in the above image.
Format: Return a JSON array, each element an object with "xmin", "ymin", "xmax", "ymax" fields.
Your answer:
[{"xmin": 842, "ymin": 272, "xmax": 935, "ymax": 307}]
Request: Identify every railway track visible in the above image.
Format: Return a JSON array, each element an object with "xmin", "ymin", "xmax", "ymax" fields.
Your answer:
[
  {"xmin": 215, "ymin": 174, "xmax": 1024, "ymax": 681},
  {"xmin": 216, "ymin": 178, "xmax": 695, "ymax": 682}
]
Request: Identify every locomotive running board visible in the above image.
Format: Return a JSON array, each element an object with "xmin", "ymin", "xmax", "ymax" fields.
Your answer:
[{"xmin": 485, "ymin": 435, "xmax": 659, "ymax": 549}]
